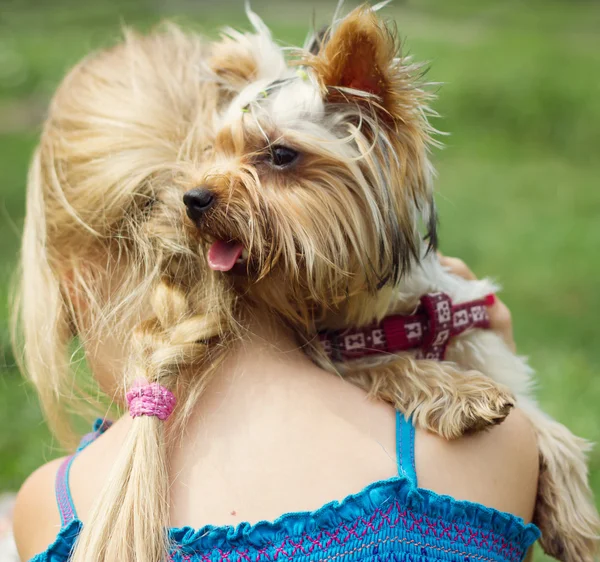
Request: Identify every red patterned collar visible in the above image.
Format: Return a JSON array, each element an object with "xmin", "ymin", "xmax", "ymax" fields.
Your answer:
[{"xmin": 319, "ymin": 292, "xmax": 495, "ymax": 362}]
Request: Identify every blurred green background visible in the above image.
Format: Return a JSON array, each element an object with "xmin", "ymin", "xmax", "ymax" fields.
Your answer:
[{"xmin": 0, "ymin": 1, "xmax": 598, "ymax": 560}]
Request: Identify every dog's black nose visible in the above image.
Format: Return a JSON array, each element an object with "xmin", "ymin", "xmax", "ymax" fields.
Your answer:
[{"xmin": 183, "ymin": 188, "xmax": 214, "ymax": 221}]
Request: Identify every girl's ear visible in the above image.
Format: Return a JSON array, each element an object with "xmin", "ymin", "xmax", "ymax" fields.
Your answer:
[{"xmin": 60, "ymin": 269, "xmax": 87, "ymax": 319}]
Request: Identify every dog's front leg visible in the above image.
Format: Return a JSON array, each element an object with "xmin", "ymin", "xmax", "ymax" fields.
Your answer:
[{"xmin": 344, "ymin": 356, "xmax": 514, "ymax": 440}]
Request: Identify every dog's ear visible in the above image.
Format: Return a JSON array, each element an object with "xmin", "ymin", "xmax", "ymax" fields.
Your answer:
[
  {"xmin": 208, "ymin": 35, "xmax": 261, "ymax": 90},
  {"xmin": 304, "ymin": 7, "xmax": 429, "ymax": 123},
  {"xmin": 316, "ymin": 8, "xmax": 393, "ymax": 99},
  {"xmin": 210, "ymin": 7, "xmax": 286, "ymax": 92}
]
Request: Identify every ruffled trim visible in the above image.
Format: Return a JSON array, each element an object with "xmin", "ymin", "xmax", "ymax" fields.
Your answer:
[
  {"xmin": 169, "ymin": 476, "xmax": 540, "ymax": 553},
  {"xmin": 29, "ymin": 519, "xmax": 81, "ymax": 562},
  {"xmin": 30, "ymin": 476, "xmax": 540, "ymax": 561}
]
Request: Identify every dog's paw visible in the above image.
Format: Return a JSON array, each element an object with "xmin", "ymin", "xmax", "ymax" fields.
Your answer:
[
  {"xmin": 412, "ymin": 375, "xmax": 514, "ymax": 440},
  {"xmin": 459, "ymin": 387, "xmax": 514, "ymax": 436}
]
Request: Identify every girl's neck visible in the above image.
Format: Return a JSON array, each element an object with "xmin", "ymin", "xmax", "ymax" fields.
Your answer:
[
  {"xmin": 225, "ymin": 311, "xmax": 321, "ymax": 378},
  {"xmin": 193, "ymin": 312, "xmax": 331, "ymax": 420}
]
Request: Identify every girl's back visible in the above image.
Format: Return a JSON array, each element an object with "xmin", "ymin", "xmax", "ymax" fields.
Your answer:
[{"xmin": 15, "ymin": 321, "xmax": 539, "ymax": 560}]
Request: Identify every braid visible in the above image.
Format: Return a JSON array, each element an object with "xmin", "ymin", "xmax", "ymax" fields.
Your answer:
[
  {"xmin": 135, "ymin": 278, "xmax": 233, "ymax": 431},
  {"xmin": 71, "ymin": 277, "xmax": 233, "ymax": 562}
]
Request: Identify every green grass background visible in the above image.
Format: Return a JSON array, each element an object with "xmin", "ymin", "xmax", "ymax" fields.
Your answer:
[{"xmin": 0, "ymin": 1, "xmax": 598, "ymax": 559}]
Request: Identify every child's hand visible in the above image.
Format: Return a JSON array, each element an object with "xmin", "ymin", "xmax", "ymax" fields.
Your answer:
[{"xmin": 438, "ymin": 253, "xmax": 516, "ymax": 352}]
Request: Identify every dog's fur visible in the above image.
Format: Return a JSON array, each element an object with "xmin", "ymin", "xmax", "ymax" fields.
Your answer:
[{"xmin": 29, "ymin": 4, "xmax": 598, "ymax": 560}]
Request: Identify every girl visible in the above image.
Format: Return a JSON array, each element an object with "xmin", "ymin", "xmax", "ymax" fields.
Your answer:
[{"xmin": 12, "ymin": 15, "xmax": 539, "ymax": 562}]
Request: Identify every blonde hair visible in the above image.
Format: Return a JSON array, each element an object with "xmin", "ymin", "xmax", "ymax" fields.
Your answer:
[{"xmin": 14, "ymin": 25, "xmax": 240, "ymax": 561}]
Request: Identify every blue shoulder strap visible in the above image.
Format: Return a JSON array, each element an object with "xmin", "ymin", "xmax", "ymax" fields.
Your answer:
[
  {"xmin": 55, "ymin": 419, "xmax": 113, "ymax": 526},
  {"xmin": 395, "ymin": 411, "xmax": 418, "ymax": 486}
]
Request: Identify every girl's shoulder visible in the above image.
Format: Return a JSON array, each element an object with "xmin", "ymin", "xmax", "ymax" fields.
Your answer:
[
  {"xmin": 416, "ymin": 407, "xmax": 539, "ymax": 522},
  {"xmin": 13, "ymin": 417, "xmax": 129, "ymax": 561},
  {"xmin": 13, "ymin": 457, "xmax": 65, "ymax": 561}
]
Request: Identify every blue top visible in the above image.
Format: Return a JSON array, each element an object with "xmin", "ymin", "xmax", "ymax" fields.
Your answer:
[{"xmin": 31, "ymin": 414, "xmax": 540, "ymax": 562}]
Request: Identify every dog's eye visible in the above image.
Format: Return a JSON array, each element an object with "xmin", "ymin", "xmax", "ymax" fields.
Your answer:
[{"xmin": 269, "ymin": 145, "xmax": 299, "ymax": 168}]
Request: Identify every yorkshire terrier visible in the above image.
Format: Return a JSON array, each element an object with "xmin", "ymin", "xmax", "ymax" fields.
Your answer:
[
  {"xmin": 194, "ymin": 7, "xmax": 600, "ymax": 559},
  {"xmin": 37, "ymin": 3, "xmax": 598, "ymax": 560}
]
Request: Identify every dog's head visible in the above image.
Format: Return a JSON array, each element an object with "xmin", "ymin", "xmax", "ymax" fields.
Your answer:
[
  {"xmin": 32, "ymin": 6, "xmax": 439, "ymax": 345},
  {"xmin": 185, "ymin": 6, "xmax": 438, "ymax": 324}
]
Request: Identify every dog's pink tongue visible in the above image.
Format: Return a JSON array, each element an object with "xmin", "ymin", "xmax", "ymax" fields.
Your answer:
[{"xmin": 207, "ymin": 240, "xmax": 244, "ymax": 271}]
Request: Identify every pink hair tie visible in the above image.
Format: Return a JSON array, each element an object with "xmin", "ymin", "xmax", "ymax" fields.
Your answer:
[{"xmin": 126, "ymin": 379, "xmax": 176, "ymax": 421}]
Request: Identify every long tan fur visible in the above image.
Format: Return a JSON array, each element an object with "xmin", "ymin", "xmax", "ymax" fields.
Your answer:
[{"xmin": 345, "ymin": 357, "xmax": 514, "ymax": 440}]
